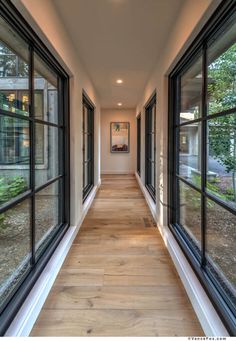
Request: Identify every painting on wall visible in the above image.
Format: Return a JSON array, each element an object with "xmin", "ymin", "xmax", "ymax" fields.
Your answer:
[{"xmin": 110, "ymin": 122, "xmax": 130, "ymax": 153}]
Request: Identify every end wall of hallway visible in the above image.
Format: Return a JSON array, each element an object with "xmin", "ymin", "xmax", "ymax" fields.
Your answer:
[{"xmin": 101, "ymin": 109, "xmax": 136, "ymax": 175}]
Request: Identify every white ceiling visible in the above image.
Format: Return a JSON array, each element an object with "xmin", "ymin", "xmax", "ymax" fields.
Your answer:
[{"xmin": 53, "ymin": 0, "xmax": 185, "ymax": 109}]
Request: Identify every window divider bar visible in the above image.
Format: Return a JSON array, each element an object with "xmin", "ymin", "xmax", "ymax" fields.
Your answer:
[
  {"xmin": 34, "ymin": 175, "xmax": 64, "ymax": 194},
  {"xmin": 176, "ymin": 175, "xmax": 202, "ymax": 193},
  {"xmin": 201, "ymin": 43, "xmax": 207, "ymax": 267},
  {"xmin": 0, "ymin": 108, "xmax": 32, "ymax": 121},
  {"xmin": 34, "ymin": 118, "xmax": 63, "ymax": 129},
  {"xmin": 29, "ymin": 44, "xmax": 36, "ymax": 266},
  {"xmin": 0, "ymin": 190, "xmax": 32, "ymax": 215}
]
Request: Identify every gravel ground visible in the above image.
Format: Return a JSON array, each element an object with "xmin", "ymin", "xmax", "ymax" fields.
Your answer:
[
  {"xmin": 0, "ymin": 195, "xmax": 58, "ymax": 305},
  {"xmin": 183, "ymin": 195, "xmax": 236, "ymax": 290}
]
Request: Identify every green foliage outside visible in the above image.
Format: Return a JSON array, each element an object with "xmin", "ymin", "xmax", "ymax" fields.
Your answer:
[
  {"xmin": 182, "ymin": 175, "xmax": 230, "ymax": 210},
  {"xmin": 191, "ymin": 175, "xmax": 233, "ymax": 204},
  {"xmin": 0, "ymin": 176, "xmax": 27, "ymax": 230},
  {"xmin": 208, "ymin": 43, "xmax": 236, "ymax": 202}
]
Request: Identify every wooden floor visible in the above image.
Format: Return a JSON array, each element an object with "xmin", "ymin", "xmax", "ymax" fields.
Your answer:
[{"xmin": 31, "ymin": 174, "xmax": 204, "ymax": 336}]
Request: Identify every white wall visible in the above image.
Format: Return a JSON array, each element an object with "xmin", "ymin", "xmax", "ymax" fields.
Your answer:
[
  {"xmin": 136, "ymin": 0, "xmax": 222, "ymax": 227},
  {"xmin": 101, "ymin": 109, "xmax": 136, "ymax": 174},
  {"xmin": 13, "ymin": 0, "xmax": 101, "ymax": 227}
]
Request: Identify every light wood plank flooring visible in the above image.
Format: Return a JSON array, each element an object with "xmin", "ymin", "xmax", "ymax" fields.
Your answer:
[{"xmin": 31, "ymin": 174, "xmax": 204, "ymax": 336}]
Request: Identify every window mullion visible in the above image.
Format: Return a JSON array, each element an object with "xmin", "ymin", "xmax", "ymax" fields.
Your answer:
[
  {"xmin": 29, "ymin": 44, "xmax": 36, "ymax": 266},
  {"xmin": 201, "ymin": 43, "xmax": 207, "ymax": 267}
]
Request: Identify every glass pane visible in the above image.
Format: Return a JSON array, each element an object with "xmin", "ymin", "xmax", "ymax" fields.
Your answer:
[
  {"xmin": 151, "ymin": 105, "xmax": 155, "ymax": 132},
  {"xmin": 179, "ymin": 180, "xmax": 201, "ymax": 248},
  {"xmin": 151, "ymin": 162, "xmax": 155, "ymax": 188},
  {"xmin": 0, "ymin": 199, "xmax": 30, "ymax": 306},
  {"xmin": 179, "ymin": 123, "xmax": 201, "ymax": 188},
  {"xmin": 34, "ymin": 53, "xmax": 58, "ymax": 124},
  {"xmin": 35, "ymin": 181, "xmax": 61, "ymax": 258},
  {"xmin": 206, "ymin": 199, "xmax": 236, "ymax": 290},
  {"xmin": 207, "ymin": 113, "xmax": 236, "ymax": 209},
  {"xmin": 0, "ymin": 116, "xmax": 29, "ymax": 207},
  {"xmin": 83, "ymin": 162, "xmax": 88, "ymax": 189},
  {"xmin": 180, "ymin": 54, "xmax": 202, "ymax": 123},
  {"xmin": 84, "ymin": 133, "xmax": 89, "ymax": 162},
  {"xmin": 83, "ymin": 106, "xmax": 88, "ymax": 133},
  {"xmin": 0, "ymin": 17, "xmax": 29, "ymax": 116},
  {"xmin": 207, "ymin": 21, "xmax": 236, "ymax": 115},
  {"xmin": 151, "ymin": 133, "xmax": 155, "ymax": 161},
  {"xmin": 35, "ymin": 123, "xmax": 59, "ymax": 188}
]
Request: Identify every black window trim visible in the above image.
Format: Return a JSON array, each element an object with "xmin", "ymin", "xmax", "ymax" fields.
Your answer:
[
  {"xmin": 168, "ymin": 0, "xmax": 236, "ymax": 335},
  {"xmin": 137, "ymin": 112, "xmax": 141, "ymax": 176},
  {"xmin": 82, "ymin": 90, "xmax": 94, "ymax": 203},
  {"xmin": 0, "ymin": 0, "xmax": 70, "ymax": 335},
  {"xmin": 145, "ymin": 91, "xmax": 156, "ymax": 202}
]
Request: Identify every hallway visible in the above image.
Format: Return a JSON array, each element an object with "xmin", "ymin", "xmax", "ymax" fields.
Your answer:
[{"xmin": 31, "ymin": 175, "xmax": 203, "ymax": 336}]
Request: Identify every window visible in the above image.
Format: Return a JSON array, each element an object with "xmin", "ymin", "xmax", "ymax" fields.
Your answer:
[
  {"xmin": 145, "ymin": 94, "xmax": 156, "ymax": 201},
  {"xmin": 0, "ymin": 90, "xmax": 44, "ymax": 165},
  {"xmin": 169, "ymin": 1, "xmax": 236, "ymax": 334},
  {"xmin": 82, "ymin": 92, "xmax": 94, "ymax": 202},
  {"xmin": 0, "ymin": 2, "xmax": 69, "ymax": 335},
  {"xmin": 137, "ymin": 114, "xmax": 141, "ymax": 176}
]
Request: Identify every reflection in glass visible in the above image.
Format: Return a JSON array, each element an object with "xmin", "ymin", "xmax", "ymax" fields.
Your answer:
[
  {"xmin": 207, "ymin": 21, "xmax": 236, "ymax": 116},
  {"xmin": 35, "ymin": 123, "xmax": 59, "ymax": 188},
  {"xmin": 0, "ymin": 116, "xmax": 29, "ymax": 207},
  {"xmin": 0, "ymin": 200, "xmax": 30, "ymax": 306},
  {"xmin": 0, "ymin": 16, "xmax": 29, "ymax": 117},
  {"xmin": 34, "ymin": 53, "xmax": 58, "ymax": 124},
  {"xmin": 180, "ymin": 55, "xmax": 202, "ymax": 123},
  {"xmin": 179, "ymin": 180, "xmax": 201, "ymax": 248},
  {"xmin": 206, "ymin": 199, "xmax": 236, "ymax": 290},
  {"xmin": 35, "ymin": 181, "xmax": 61, "ymax": 258},
  {"xmin": 179, "ymin": 123, "xmax": 201, "ymax": 187},
  {"xmin": 207, "ymin": 113, "xmax": 236, "ymax": 209}
]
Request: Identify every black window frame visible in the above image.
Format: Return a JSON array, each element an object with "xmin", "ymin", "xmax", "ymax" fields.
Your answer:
[
  {"xmin": 168, "ymin": 0, "xmax": 236, "ymax": 335},
  {"xmin": 137, "ymin": 113, "xmax": 141, "ymax": 176},
  {"xmin": 0, "ymin": 1, "xmax": 70, "ymax": 335},
  {"xmin": 0, "ymin": 89, "xmax": 43, "ymax": 165},
  {"xmin": 82, "ymin": 91, "xmax": 94, "ymax": 202},
  {"xmin": 145, "ymin": 93, "xmax": 156, "ymax": 201}
]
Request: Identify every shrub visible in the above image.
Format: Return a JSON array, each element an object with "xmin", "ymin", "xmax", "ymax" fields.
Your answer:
[
  {"xmin": 0, "ymin": 176, "xmax": 27, "ymax": 205},
  {"xmin": 0, "ymin": 176, "xmax": 27, "ymax": 230}
]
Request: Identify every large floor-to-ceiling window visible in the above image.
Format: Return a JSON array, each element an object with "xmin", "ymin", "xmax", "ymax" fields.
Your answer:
[
  {"xmin": 0, "ymin": 2, "xmax": 69, "ymax": 335},
  {"xmin": 137, "ymin": 114, "xmax": 141, "ymax": 176},
  {"xmin": 145, "ymin": 94, "xmax": 156, "ymax": 200},
  {"xmin": 169, "ymin": 1, "xmax": 236, "ymax": 334},
  {"xmin": 82, "ymin": 92, "xmax": 94, "ymax": 202}
]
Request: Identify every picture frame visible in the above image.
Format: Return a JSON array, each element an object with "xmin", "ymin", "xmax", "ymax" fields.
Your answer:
[{"xmin": 110, "ymin": 122, "xmax": 130, "ymax": 153}]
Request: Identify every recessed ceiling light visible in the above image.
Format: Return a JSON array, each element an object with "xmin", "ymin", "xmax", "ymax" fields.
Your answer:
[
  {"xmin": 117, "ymin": 102, "xmax": 122, "ymax": 106},
  {"xmin": 116, "ymin": 79, "xmax": 123, "ymax": 84}
]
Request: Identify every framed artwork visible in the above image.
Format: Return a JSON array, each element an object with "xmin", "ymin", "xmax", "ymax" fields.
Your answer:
[{"xmin": 110, "ymin": 122, "xmax": 130, "ymax": 153}]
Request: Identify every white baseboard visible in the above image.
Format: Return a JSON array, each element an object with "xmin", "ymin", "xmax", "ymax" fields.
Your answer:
[
  {"xmin": 135, "ymin": 172, "xmax": 157, "ymax": 221},
  {"xmin": 5, "ymin": 181, "xmax": 101, "ymax": 337},
  {"xmin": 135, "ymin": 173, "xmax": 228, "ymax": 336},
  {"xmin": 101, "ymin": 170, "xmax": 134, "ymax": 174}
]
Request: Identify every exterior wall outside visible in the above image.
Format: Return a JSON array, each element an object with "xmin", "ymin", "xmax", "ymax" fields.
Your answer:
[
  {"xmin": 101, "ymin": 109, "xmax": 136, "ymax": 174},
  {"xmin": 13, "ymin": 0, "xmax": 101, "ymax": 226},
  {"xmin": 136, "ymin": 0, "xmax": 222, "ymax": 228},
  {"xmin": 0, "ymin": 77, "xmax": 58, "ymax": 189}
]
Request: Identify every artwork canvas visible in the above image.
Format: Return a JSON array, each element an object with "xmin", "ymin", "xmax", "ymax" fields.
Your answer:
[{"xmin": 110, "ymin": 122, "xmax": 130, "ymax": 153}]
